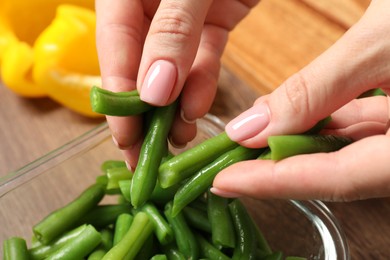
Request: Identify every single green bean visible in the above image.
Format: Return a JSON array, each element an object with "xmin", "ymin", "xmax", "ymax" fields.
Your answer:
[
  {"xmin": 3, "ymin": 237, "xmax": 30, "ymax": 260},
  {"xmin": 33, "ymin": 183, "xmax": 105, "ymax": 244},
  {"xmin": 78, "ymin": 204, "xmax": 133, "ymax": 228},
  {"xmin": 172, "ymin": 146, "xmax": 264, "ymax": 216},
  {"xmin": 102, "ymin": 212, "xmax": 154, "ymax": 260},
  {"xmin": 45, "ymin": 224, "xmax": 102, "ymax": 260},
  {"xmin": 106, "ymin": 166, "xmax": 133, "ymax": 191},
  {"xmin": 183, "ymin": 206, "xmax": 211, "ymax": 233},
  {"xmin": 164, "ymin": 202, "xmax": 199, "ymax": 260},
  {"xmin": 207, "ymin": 190, "xmax": 235, "ymax": 248},
  {"xmin": 113, "ymin": 213, "xmax": 134, "ymax": 246},
  {"xmin": 158, "ymin": 132, "xmax": 238, "ymax": 188},
  {"xmin": 131, "ymin": 101, "xmax": 178, "ymax": 208},
  {"xmin": 267, "ymin": 134, "xmax": 353, "ymax": 160},
  {"xmin": 194, "ymin": 233, "xmax": 231, "ymax": 260},
  {"xmin": 87, "ymin": 228, "xmax": 114, "ymax": 259},
  {"xmin": 140, "ymin": 202, "xmax": 174, "ymax": 245},
  {"xmin": 101, "ymin": 160, "xmax": 127, "ymax": 173},
  {"xmin": 90, "ymin": 86, "xmax": 153, "ymax": 116},
  {"xmin": 29, "ymin": 224, "xmax": 87, "ymax": 260},
  {"xmin": 228, "ymin": 199, "xmax": 257, "ymax": 260}
]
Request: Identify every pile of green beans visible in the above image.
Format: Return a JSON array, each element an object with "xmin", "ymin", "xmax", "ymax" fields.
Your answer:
[{"xmin": 2, "ymin": 88, "xmax": 354, "ymax": 259}]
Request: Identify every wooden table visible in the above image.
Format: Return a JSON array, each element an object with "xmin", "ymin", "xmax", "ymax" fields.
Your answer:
[{"xmin": 2, "ymin": 0, "xmax": 390, "ymax": 258}]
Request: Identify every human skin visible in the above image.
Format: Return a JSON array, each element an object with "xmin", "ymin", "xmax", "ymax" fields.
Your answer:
[
  {"xmin": 213, "ymin": 0, "xmax": 390, "ymax": 202},
  {"xmin": 95, "ymin": 0, "xmax": 259, "ymax": 169}
]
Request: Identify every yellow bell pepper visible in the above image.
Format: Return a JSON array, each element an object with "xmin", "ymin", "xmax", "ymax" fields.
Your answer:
[{"xmin": 0, "ymin": 0, "xmax": 102, "ymax": 117}]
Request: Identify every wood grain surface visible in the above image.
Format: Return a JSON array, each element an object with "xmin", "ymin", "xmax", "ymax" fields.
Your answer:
[{"xmin": 2, "ymin": 0, "xmax": 390, "ymax": 258}]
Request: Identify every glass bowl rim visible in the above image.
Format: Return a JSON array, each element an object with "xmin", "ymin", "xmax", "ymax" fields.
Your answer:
[{"xmin": 0, "ymin": 113, "xmax": 350, "ymax": 259}]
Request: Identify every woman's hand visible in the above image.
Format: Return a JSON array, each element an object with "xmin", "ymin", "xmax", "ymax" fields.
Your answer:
[
  {"xmin": 95, "ymin": 0, "xmax": 259, "ymax": 169},
  {"xmin": 212, "ymin": 0, "xmax": 390, "ymax": 201}
]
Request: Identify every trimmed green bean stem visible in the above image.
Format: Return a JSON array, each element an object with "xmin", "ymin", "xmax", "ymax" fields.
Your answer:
[
  {"xmin": 159, "ymin": 132, "xmax": 238, "ymax": 188},
  {"xmin": 33, "ymin": 183, "xmax": 105, "ymax": 244},
  {"xmin": 207, "ymin": 190, "xmax": 235, "ymax": 248},
  {"xmin": 106, "ymin": 167, "xmax": 133, "ymax": 191},
  {"xmin": 3, "ymin": 237, "xmax": 30, "ymax": 260},
  {"xmin": 267, "ymin": 134, "xmax": 353, "ymax": 160},
  {"xmin": 164, "ymin": 202, "xmax": 199, "ymax": 260},
  {"xmin": 87, "ymin": 228, "xmax": 114, "ymax": 259},
  {"xmin": 131, "ymin": 101, "xmax": 178, "ymax": 208},
  {"xmin": 90, "ymin": 86, "xmax": 153, "ymax": 116},
  {"xmin": 100, "ymin": 160, "xmax": 127, "ymax": 173},
  {"xmin": 229, "ymin": 199, "xmax": 257, "ymax": 260},
  {"xmin": 172, "ymin": 146, "xmax": 264, "ymax": 216},
  {"xmin": 194, "ymin": 233, "xmax": 231, "ymax": 260},
  {"xmin": 102, "ymin": 212, "xmax": 154, "ymax": 260},
  {"xmin": 45, "ymin": 224, "xmax": 102, "ymax": 260},
  {"xmin": 29, "ymin": 224, "xmax": 87, "ymax": 260},
  {"xmin": 113, "ymin": 213, "xmax": 134, "ymax": 246},
  {"xmin": 140, "ymin": 202, "xmax": 174, "ymax": 245}
]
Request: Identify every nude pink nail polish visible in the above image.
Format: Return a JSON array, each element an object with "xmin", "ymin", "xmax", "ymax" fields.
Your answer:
[
  {"xmin": 140, "ymin": 60, "xmax": 177, "ymax": 105},
  {"xmin": 225, "ymin": 103, "xmax": 270, "ymax": 142}
]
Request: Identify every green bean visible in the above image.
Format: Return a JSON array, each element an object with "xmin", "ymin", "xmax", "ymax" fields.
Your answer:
[
  {"xmin": 159, "ymin": 132, "xmax": 238, "ymax": 188},
  {"xmin": 113, "ymin": 213, "xmax": 134, "ymax": 246},
  {"xmin": 183, "ymin": 206, "xmax": 211, "ymax": 233},
  {"xmin": 228, "ymin": 199, "xmax": 257, "ymax": 260},
  {"xmin": 194, "ymin": 233, "xmax": 231, "ymax": 260},
  {"xmin": 207, "ymin": 190, "xmax": 235, "ymax": 248},
  {"xmin": 78, "ymin": 204, "xmax": 133, "ymax": 228},
  {"xmin": 150, "ymin": 180, "xmax": 180, "ymax": 206},
  {"xmin": 150, "ymin": 254, "xmax": 168, "ymax": 260},
  {"xmin": 172, "ymin": 146, "xmax": 264, "ymax": 216},
  {"xmin": 164, "ymin": 202, "xmax": 199, "ymax": 260},
  {"xmin": 45, "ymin": 224, "xmax": 102, "ymax": 260},
  {"xmin": 29, "ymin": 224, "xmax": 87, "ymax": 260},
  {"xmin": 131, "ymin": 101, "xmax": 178, "ymax": 208},
  {"xmin": 102, "ymin": 211, "xmax": 154, "ymax": 260},
  {"xmin": 140, "ymin": 202, "xmax": 174, "ymax": 245},
  {"xmin": 33, "ymin": 183, "xmax": 105, "ymax": 244},
  {"xmin": 285, "ymin": 256, "xmax": 307, "ymax": 260},
  {"xmin": 249, "ymin": 214, "xmax": 272, "ymax": 255},
  {"xmin": 118, "ymin": 180, "xmax": 132, "ymax": 202},
  {"xmin": 90, "ymin": 86, "xmax": 153, "ymax": 116},
  {"xmin": 106, "ymin": 166, "xmax": 133, "ymax": 191},
  {"xmin": 101, "ymin": 160, "xmax": 127, "ymax": 173},
  {"xmin": 87, "ymin": 228, "xmax": 114, "ymax": 259},
  {"xmin": 161, "ymin": 243, "xmax": 186, "ymax": 260},
  {"xmin": 3, "ymin": 237, "xmax": 30, "ymax": 260},
  {"xmin": 134, "ymin": 234, "xmax": 155, "ymax": 260},
  {"xmin": 267, "ymin": 134, "xmax": 353, "ymax": 160}
]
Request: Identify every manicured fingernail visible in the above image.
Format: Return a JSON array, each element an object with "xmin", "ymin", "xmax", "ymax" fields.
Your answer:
[
  {"xmin": 225, "ymin": 103, "xmax": 270, "ymax": 142},
  {"xmin": 210, "ymin": 187, "xmax": 242, "ymax": 198},
  {"xmin": 180, "ymin": 109, "xmax": 197, "ymax": 124},
  {"xmin": 140, "ymin": 60, "xmax": 177, "ymax": 105}
]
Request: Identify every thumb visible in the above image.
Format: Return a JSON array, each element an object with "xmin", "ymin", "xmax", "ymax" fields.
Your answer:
[
  {"xmin": 226, "ymin": 0, "xmax": 390, "ymax": 147},
  {"xmin": 137, "ymin": 0, "xmax": 212, "ymax": 106}
]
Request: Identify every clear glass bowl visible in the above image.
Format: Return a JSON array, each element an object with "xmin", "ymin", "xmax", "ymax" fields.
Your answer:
[{"xmin": 0, "ymin": 114, "xmax": 349, "ymax": 259}]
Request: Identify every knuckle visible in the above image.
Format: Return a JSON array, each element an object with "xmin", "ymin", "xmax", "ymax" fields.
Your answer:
[
  {"xmin": 151, "ymin": 8, "xmax": 194, "ymax": 43},
  {"xmin": 281, "ymin": 72, "xmax": 312, "ymax": 117}
]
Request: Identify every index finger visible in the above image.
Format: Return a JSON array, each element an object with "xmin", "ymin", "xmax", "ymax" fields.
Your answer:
[{"xmin": 95, "ymin": 0, "xmax": 144, "ymax": 149}]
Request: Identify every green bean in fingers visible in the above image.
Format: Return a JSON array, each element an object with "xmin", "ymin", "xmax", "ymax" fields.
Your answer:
[
  {"xmin": 159, "ymin": 132, "xmax": 238, "ymax": 188},
  {"xmin": 90, "ymin": 86, "xmax": 153, "ymax": 116},
  {"xmin": 266, "ymin": 134, "xmax": 353, "ymax": 161},
  {"xmin": 3, "ymin": 237, "xmax": 30, "ymax": 260},
  {"xmin": 33, "ymin": 183, "xmax": 105, "ymax": 244},
  {"xmin": 131, "ymin": 100, "xmax": 178, "ymax": 208},
  {"xmin": 172, "ymin": 146, "xmax": 264, "ymax": 216}
]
